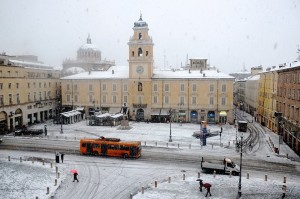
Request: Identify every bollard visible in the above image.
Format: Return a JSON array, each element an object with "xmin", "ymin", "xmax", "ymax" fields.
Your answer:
[
  {"xmin": 228, "ymin": 141, "xmax": 230, "ymax": 146},
  {"xmin": 43, "ymin": 161, "xmax": 45, "ymax": 165},
  {"xmin": 8, "ymin": 156, "xmax": 10, "ymax": 161},
  {"xmin": 247, "ymin": 173, "xmax": 249, "ymax": 179},
  {"xmin": 212, "ymin": 144, "xmax": 214, "ymax": 149},
  {"xmin": 142, "ymin": 186, "xmax": 144, "ymax": 194},
  {"xmin": 130, "ymin": 193, "xmax": 133, "ymax": 199},
  {"xmin": 55, "ymin": 179, "xmax": 57, "ymax": 186},
  {"xmin": 178, "ymin": 144, "xmax": 179, "ymax": 148},
  {"xmin": 229, "ymin": 171, "xmax": 232, "ymax": 178},
  {"xmin": 198, "ymin": 172, "xmax": 200, "ymax": 178},
  {"xmin": 166, "ymin": 143, "xmax": 168, "ymax": 147},
  {"xmin": 155, "ymin": 142, "xmax": 157, "ymax": 147},
  {"xmin": 155, "ymin": 181, "xmax": 157, "ymax": 187},
  {"xmin": 51, "ymin": 163, "xmax": 53, "ymax": 168},
  {"xmin": 213, "ymin": 170, "xmax": 216, "ymax": 178},
  {"xmin": 46, "ymin": 187, "xmax": 49, "ymax": 195},
  {"xmin": 168, "ymin": 177, "xmax": 171, "ymax": 183},
  {"xmin": 265, "ymin": 174, "xmax": 267, "ymax": 181},
  {"xmin": 56, "ymin": 166, "xmax": 58, "ymax": 174},
  {"xmin": 58, "ymin": 172, "xmax": 60, "ymax": 179},
  {"xmin": 189, "ymin": 144, "xmax": 191, "ymax": 149},
  {"xmin": 20, "ymin": 157, "xmax": 22, "ymax": 163},
  {"xmin": 283, "ymin": 176, "xmax": 286, "ymax": 183},
  {"xmin": 32, "ymin": 159, "xmax": 34, "ymax": 164},
  {"xmin": 183, "ymin": 174, "xmax": 185, "ymax": 180},
  {"xmin": 144, "ymin": 141, "xmax": 146, "ymax": 146}
]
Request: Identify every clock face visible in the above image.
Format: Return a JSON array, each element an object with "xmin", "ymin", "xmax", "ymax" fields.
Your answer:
[{"xmin": 136, "ymin": 66, "xmax": 144, "ymax": 74}]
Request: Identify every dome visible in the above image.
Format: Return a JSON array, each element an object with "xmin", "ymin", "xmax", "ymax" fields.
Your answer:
[
  {"xmin": 134, "ymin": 14, "xmax": 148, "ymax": 28},
  {"xmin": 79, "ymin": 34, "xmax": 100, "ymax": 51},
  {"xmin": 66, "ymin": 66, "xmax": 86, "ymax": 74}
]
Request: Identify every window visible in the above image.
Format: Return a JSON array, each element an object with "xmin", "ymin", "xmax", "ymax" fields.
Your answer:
[
  {"xmin": 44, "ymin": 91, "xmax": 46, "ymax": 99},
  {"xmin": 16, "ymin": 83, "xmax": 19, "ymax": 89},
  {"xmin": 113, "ymin": 95, "xmax": 117, "ymax": 103},
  {"xmin": 164, "ymin": 96, "xmax": 169, "ymax": 104},
  {"xmin": 9, "ymin": 94, "xmax": 12, "ymax": 104},
  {"xmin": 210, "ymin": 84, "xmax": 214, "ymax": 92},
  {"xmin": 89, "ymin": 95, "xmax": 93, "ymax": 103},
  {"xmin": 0, "ymin": 95, "xmax": 3, "ymax": 105},
  {"xmin": 138, "ymin": 48, "xmax": 143, "ymax": 56},
  {"xmin": 16, "ymin": 94, "xmax": 20, "ymax": 104},
  {"xmin": 102, "ymin": 84, "xmax": 107, "ymax": 91},
  {"xmin": 153, "ymin": 84, "xmax": 158, "ymax": 92},
  {"xmin": 67, "ymin": 95, "xmax": 70, "ymax": 102},
  {"xmin": 221, "ymin": 97, "xmax": 226, "ymax": 105},
  {"xmin": 33, "ymin": 82, "xmax": 36, "ymax": 88},
  {"xmin": 44, "ymin": 82, "xmax": 46, "ymax": 88},
  {"xmin": 102, "ymin": 95, "xmax": 107, "ymax": 103},
  {"xmin": 209, "ymin": 97, "xmax": 214, "ymax": 105},
  {"xmin": 192, "ymin": 96, "xmax": 196, "ymax": 105},
  {"xmin": 113, "ymin": 84, "xmax": 117, "ymax": 91},
  {"xmin": 180, "ymin": 84, "xmax": 185, "ymax": 92},
  {"xmin": 28, "ymin": 93, "xmax": 30, "ymax": 101},
  {"xmin": 89, "ymin": 84, "xmax": 93, "ymax": 91},
  {"xmin": 123, "ymin": 84, "xmax": 128, "ymax": 92},
  {"xmin": 74, "ymin": 95, "xmax": 78, "ymax": 102},
  {"xmin": 164, "ymin": 84, "xmax": 169, "ymax": 92},
  {"xmin": 39, "ymin": 82, "xmax": 41, "ymax": 88},
  {"xmin": 180, "ymin": 96, "xmax": 184, "ymax": 104},
  {"xmin": 132, "ymin": 51, "xmax": 134, "ymax": 57},
  {"xmin": 222, "ymin": 84, "xmax": 226, "ymax": 92},
  {"xmin": 192, "ymin": 84, "xmax": 196, "ymax": 92},
  {"xmin": 34, "ymin": 92, "xmax": 36, "ymax": 101},
  {"xmin": 123, "ymin": 95, "xmax": 128, "ymax": 103},
  {"xmin": 67, "ymin": 84, "xmax": 70, "ymax": 91},
  {"xmin": 153, "ymin": 96, "xmax": 158, "ymax": 104},
  {"xmin": 0, "ymin": 83, "xmax": 2, "ymax": 89},
  {"xmin": 8, "ymin": 83, "xmax": 11, "ymax": 89},
  {"xmin": 28, "ymin": 83, "xmax": 30, "ymax": 88}
]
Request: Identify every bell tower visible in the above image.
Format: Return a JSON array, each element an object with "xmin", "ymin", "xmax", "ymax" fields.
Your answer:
[{"xmin": 128, "ymin": 14, "xmax": 154, "ymax": 79}]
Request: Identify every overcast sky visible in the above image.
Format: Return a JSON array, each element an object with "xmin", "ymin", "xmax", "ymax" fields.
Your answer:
[{"xmin": 0, "ymin": 0, "xmax": 299, "ymax": 73}]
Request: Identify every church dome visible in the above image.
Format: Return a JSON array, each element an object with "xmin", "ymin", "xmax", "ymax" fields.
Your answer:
[{"xmin": 77, "ymin": 34, "xmax": 101, "ymax": 60}]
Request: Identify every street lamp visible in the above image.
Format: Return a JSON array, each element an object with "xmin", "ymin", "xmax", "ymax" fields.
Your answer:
[
  {"xmin": 237, "ymin": 133, "xmax": 243, "ymax": 198},
  {"xmin": 169, "ymin": 109, "xmax": 172, "ymax": 142}
]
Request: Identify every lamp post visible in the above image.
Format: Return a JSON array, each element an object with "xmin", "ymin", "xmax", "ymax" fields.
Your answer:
[
  {"xmin": 169, "ymin": 109, "xmax": 172, "ymax": 142},
  {"xmin": 237, "ymin": 133, "xmax": 243, "ymax": 198},
  {"xmin": 59, "ymin": 101, "xmax": 63, "ymax": 134}
]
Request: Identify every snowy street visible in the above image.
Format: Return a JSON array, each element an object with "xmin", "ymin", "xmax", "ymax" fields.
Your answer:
[{"xmin": 0, "ymin": 116, "xmax": 299, "ymax": 199}]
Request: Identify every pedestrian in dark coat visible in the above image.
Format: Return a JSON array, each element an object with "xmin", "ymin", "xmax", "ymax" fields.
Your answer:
[
  {"xmin": 61, "ymin": 153, "xmax": 64, "ymax": 163},
  {"xmin": 199, "ymin": 180, "xmax": 203, "ymax": 192},
  {"xmin": 73, "ymin": 172, "xmax": 79, "ymax": 182}
]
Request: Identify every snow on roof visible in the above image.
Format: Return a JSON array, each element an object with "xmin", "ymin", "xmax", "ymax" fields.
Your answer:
[
  {"xmin": 79, "ymin": 43, "xmax": 100, "ymax": 51},
  {"xmin": 61, "ymin": 66, "xmax": 235, "ymax": 80},
  {"xmin": 61, "ymin": 65, "xmax": 129, "ymax": 80},
  {"xmin": 9, "ymin": 59, "xmax": 53, "ymax": 69},
  {"xmin": 153, "ymin": 69, "xmax": 235, "ymax": 79},
  {"xmin": 247, "ymin": 75, "xmax": 260, "ymax": 81}
]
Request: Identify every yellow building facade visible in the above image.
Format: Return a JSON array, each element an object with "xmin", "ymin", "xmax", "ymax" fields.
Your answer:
[
  {"xmin": 61, "ymin": 16, "xmax": 235, "ymax": 124},
  {"xmin": 0, "ymin": 56, "xmax": 61, "ymax": 132}
]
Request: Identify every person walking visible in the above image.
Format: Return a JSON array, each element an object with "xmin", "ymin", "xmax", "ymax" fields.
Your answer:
[
  {"xmin": 73, "ymin": 172, "xmax": 79, "ymax": 182},
  {"xmin": 199, "ymin": 179, "xmax": 203, "ymax": 192},
  {"xmin": 205, "ymin": 186, "xmax": 212, "ymax": 197},
  {"xmin": 61, "ymin": 153, "xmax": 64, "ymax": 163}
]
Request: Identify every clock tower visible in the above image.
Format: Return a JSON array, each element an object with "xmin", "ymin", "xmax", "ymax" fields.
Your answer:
[
  {"xmin": 128, "ymin": 14, "xmax": 154, "ymax": 79},
  {"xmin": 128, "ymin": 15, "xmax": 154, "ymax": 121}
]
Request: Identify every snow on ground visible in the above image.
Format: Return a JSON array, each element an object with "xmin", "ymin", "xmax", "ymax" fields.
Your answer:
[{"xmin": 0, "ymin": 112, "xmax": 299, "ymax": 199}]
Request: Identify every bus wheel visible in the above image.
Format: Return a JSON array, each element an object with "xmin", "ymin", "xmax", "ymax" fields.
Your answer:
[{"xmin": 123, "ymin": 154, "xmax": 129, "ymax": 159}]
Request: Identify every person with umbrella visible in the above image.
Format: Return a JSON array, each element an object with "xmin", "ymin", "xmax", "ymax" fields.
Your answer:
[
  {"xmin": 196, "ymin": 179, "xmax": 203, "ymax": 192},
  {"xmin": 203, "ymin": 182, "xmax": 212, "ymax": 197},
  {"xmin": 71, "ymin": 169, "xmax": 79, "ymax": 182}
]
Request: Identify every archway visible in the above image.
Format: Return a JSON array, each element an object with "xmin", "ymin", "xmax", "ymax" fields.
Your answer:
[
  {"xmin": 190, "ymin": 110, "xmax": 198, "ymax": 123},
  {"xmin": 14, "ymin": 109, "xmax": 23, "ymax": 129},
  {"xmin": 207, "ymin": 111, "xmax": 215, "ymax": 123},
  {"xmin": 0, "ymin": 111, "xmax": 8, "ymax": 133},
  {"xmin": 136, "ymin": 109, "xmax": 144, "ymax": 122}
]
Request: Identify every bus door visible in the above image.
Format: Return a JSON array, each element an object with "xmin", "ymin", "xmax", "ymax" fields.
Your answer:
[
  {"xmin": 101, "ymin": 144, "xmax": 107, "ymax": 156},
  {"xmin": 130, "ymin": 146, "xmax": 137, "ymax": 157},
  {"xmin": 86, "ymin": 142, "xmax": 93, "ymax": 155}
]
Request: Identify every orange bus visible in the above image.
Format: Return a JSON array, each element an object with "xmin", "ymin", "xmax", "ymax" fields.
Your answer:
[{"xmin": 80, "ymin": 137, "xmax": 142, "ymax": 158}]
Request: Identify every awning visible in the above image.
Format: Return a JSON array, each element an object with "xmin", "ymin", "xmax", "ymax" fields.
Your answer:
[
  {"xmin": 160, "ymin": 109, "xmax": 170, "ymax": 116},
  {"xmin": 76, "ymin": 107, "xmax": 84, "ymax": 111},
  {"xmin": 110, "ymin": 113, "xmax": 124, "ymax": 119},
  {"xmin": 61, "ymin": 110, "xmax": 81, "ymax": 117},
  {"xmin": 151, "ymin": 109, "xmax": 160, "ymax": 115},
  {"xmin": 96, "ymin": 113, "xmax": 111, "ymax": 118},
  {"xmin": 219, "ymin": 111, "xmax": 227, "ymax": 116}
]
